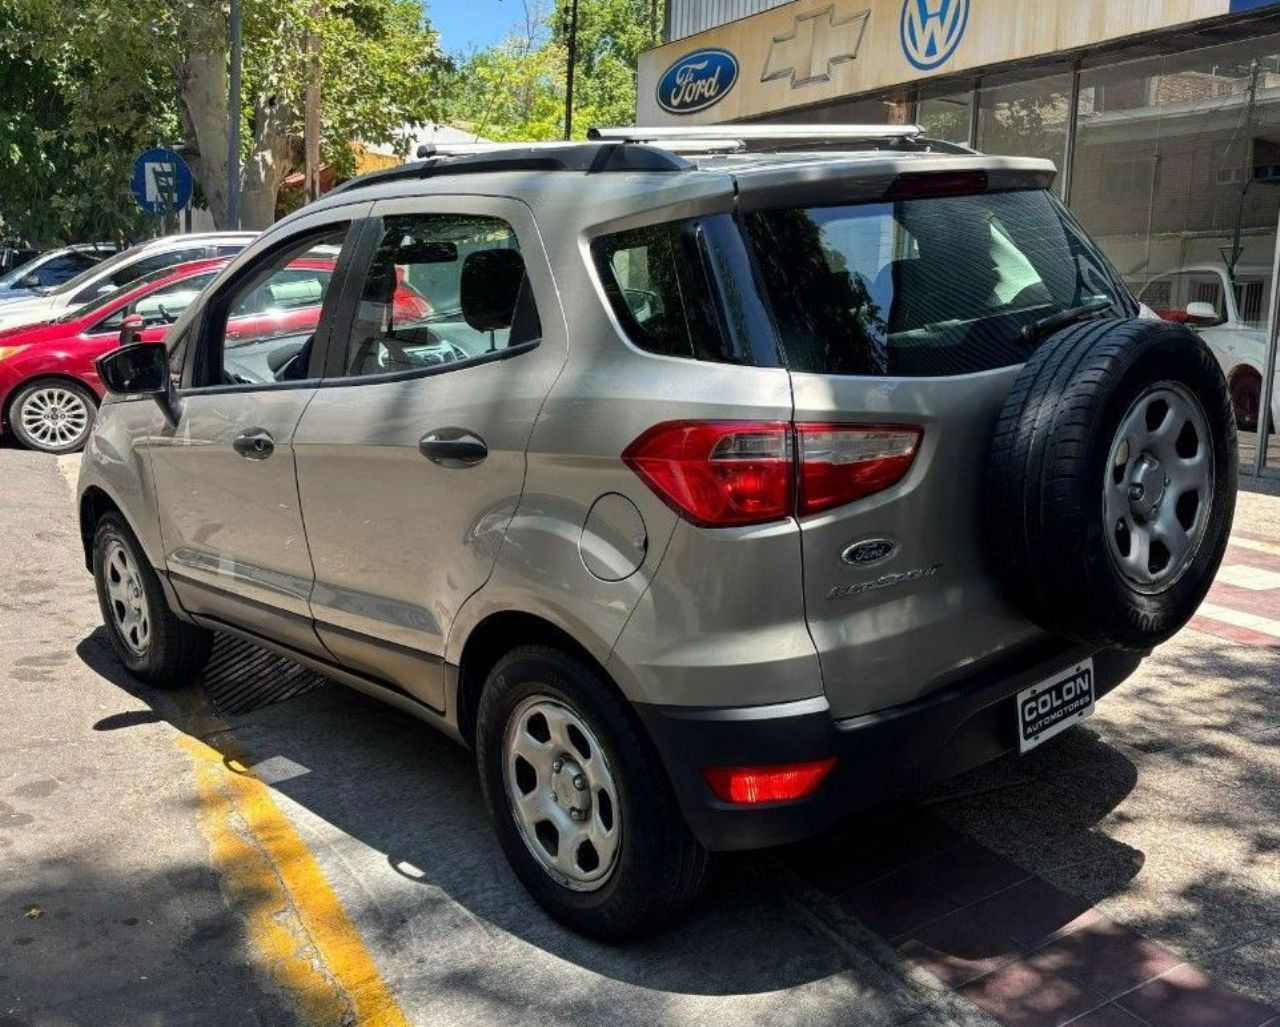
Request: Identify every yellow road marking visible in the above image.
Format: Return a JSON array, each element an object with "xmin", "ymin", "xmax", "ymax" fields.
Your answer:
[{"xmin": 179, "ymin": 732, "xmax": 410, "ymax": 1027}]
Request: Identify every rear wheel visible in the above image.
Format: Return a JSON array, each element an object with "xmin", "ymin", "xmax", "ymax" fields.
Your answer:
[
  {"xmin": 93, "ymin": 512, "xmax": 212, "ymax": 686},
  {"xmin": 475, "ymin": 645, "xmax": 708, "ymax": 940},
  {"xmin": 10, "ymin": 379, "xmax": 96, "ymax": 454},
  {"xmin": 987, "ymin": 318, "xmax": 1236, "ymax": 649}
]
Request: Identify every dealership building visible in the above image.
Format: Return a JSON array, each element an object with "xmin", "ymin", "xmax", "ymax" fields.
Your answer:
[{"xmin": 638, "ymin": 0, "xmax": 1280, "ymax": 473}]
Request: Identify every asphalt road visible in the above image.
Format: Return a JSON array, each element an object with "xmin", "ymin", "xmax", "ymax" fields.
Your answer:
[{"xmin": 1, "ymin": 446, "xmax": 1277, "ymax": 1027}]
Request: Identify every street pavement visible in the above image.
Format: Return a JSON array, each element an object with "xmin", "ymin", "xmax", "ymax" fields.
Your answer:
[{"xmin": 1, "ymin": 445, "xmax": 1278, "ymax": 1027}]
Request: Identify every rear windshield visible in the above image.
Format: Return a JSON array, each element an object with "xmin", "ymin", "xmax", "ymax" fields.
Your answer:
[{"xmin": 745, "ymin": 189, "xmax": 1134, "ymax": 377}]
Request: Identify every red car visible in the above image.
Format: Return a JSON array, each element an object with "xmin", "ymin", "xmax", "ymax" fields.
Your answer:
[{"xmin": 0, "ymin": 256, "xmax": 430, "ymax": 453}]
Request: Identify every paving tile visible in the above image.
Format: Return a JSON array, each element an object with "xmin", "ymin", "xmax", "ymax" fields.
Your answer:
[
  {"xmin": 916, "ymin": 837, "xmax": 1032, "ymax": 906},
  {"xmin": 1027, "ymin": 918, "xmax": 1182, "ymax": 999},
  {"xmin": 958, "ymin": 958, "xmax": 1109, "ymax": 1027},
  {"xmin": 1066, "ymin": 1004, "xmax": 1145, "ymax": 1026},
  {"xmin": 961, "ymin": 877, "xmax": 1102, "ymax": 951},
  {"xmin": 1118, "ymin": 963, "xmax": 1279, "ymax": 1027},
  {"xmin": 837, "ymin": 866, "xmax": 961, "ymax": 941},
  {"xmin": 784, "ymin": 809, "xmax": 965, "ymax": 894},
  {"xmin": 1196, "ymin": 935, "xmax": 1280, "ymax": 1011},
  {"xmin": 899, "ymin": 914, "xmax": 1023, "ymax": 988}
]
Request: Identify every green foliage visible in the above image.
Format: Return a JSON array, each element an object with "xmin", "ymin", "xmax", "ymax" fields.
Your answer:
[
  {"xmin": 0, "ymin": 0, "xmax": 449, "ymax": 240},
  {"xmin": 446, "ymin": 0, "xmax": 663, "ymax": 142}
]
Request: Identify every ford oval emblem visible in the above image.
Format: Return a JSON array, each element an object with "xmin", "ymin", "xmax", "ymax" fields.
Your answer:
[
  {"xmin": 656, "ymin": 48, "xmax": 739, "ymax": 115},
  {"xmin": 841, "ymin": 538, "xmax": 898, "ymax": 567}
]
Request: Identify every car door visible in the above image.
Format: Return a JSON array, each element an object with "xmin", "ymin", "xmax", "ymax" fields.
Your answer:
[
  {"xmin": 292, "ymin": 197, "xmax": 564, "ymax": 710},
  {"xmin": 147, "ymin": 206, "xmax": 368, "ymax": 654}
]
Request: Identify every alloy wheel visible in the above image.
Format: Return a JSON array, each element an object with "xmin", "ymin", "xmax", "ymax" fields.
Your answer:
[
  {"xmin": 1103, "ymin": 381, "xmax": 1214, "ymax": 593},
  {"xmin": 103, "ymin": 538, "xmax": 151, "ymax": 655},
  {"xmin": 19, "ymin": 385, "xmax": 91, "ymax": 451}
]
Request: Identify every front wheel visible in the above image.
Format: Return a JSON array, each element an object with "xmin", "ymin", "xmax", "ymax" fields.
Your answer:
[
  {"xmin": 475, "ymin": 645, "xmax": 708, "ymax": 940},
  {"xmin": 93, "ymin": 512, "xmax": 212, "ymax": 686},
  {"xmin": 10, "ymin": 379, "xmax": 97, "ymax": 454}
]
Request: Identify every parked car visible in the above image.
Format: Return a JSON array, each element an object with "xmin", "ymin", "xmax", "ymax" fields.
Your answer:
[
  {"xmin": 1, "ymin": 253, "xmax": 426, "ymax": 454},
  {"xmin": 0, "ymin": 244, "xmax": 116, "ymax": 304},
  {"xmin": 1136, "ymin": 262, "xmax": 1278, "ymax": 432},
  {"xmin": 79, "ymin": 128, "xmax": 1237, "ymax": 940},
  {"xmin": 0, "ymin": 232, "xmax": 256, "ymax": 332}
]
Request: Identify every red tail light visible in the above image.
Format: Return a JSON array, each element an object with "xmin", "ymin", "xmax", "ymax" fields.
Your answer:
[
  {"xmin": 703, "ymin": 758, "xmax": 837, "ymax": 804},
  {"xmin": 624, "ymin": 420, "xmax": 920, "ymax": 526},
  {"xmin": 796, "ymin": 424, "xmax": 922, "ymax": 516},
  {"xmin": 621, "ymin": 421, "xmax": 793, "ymax": 527}
]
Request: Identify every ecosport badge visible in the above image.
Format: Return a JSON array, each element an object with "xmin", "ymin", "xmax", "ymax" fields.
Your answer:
[{"xmin": 656, "ymin": 48, "xmax": 739, "ymax": 115}]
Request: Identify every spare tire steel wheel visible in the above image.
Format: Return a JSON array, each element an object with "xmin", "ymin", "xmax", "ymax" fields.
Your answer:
[{"xmin": 987, "ymin": 318, "xmax": 1236, "ymax": 650}]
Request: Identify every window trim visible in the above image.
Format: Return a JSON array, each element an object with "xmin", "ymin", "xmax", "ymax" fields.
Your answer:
[
  {"xmin": 180, "ymin": 222, "xmax": 358, "ymax": 394},
  {"xmin": 314, "ymin": 211, "xmax": 544, "ymax": 386}
]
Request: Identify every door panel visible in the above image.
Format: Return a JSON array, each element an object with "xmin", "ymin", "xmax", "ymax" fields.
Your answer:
[
  {"xmin": 151, "ymin": 389, "xmax": 322, "ymax": 653},
  {"xmin": 294, "ymin": 197, "xmax": 565, "ymax": 710}
]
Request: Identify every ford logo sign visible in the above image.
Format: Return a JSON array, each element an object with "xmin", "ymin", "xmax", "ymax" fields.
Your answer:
[
  {"xmin": 841, "ymin": 538, "xmax": 898, "ymax": 567},
  {"xmin": 656, "ymin": 48, "xmax": 738, "ymax": 115}
]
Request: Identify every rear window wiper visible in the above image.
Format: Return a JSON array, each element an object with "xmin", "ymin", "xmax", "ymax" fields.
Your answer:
[{"xmin": 1019, "ymin": 297, "xmax": 1115, "ymax": 346}]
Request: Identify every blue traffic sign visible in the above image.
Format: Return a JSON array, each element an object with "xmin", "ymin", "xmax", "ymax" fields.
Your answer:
[{"xmin": 130, "ymin": 148, "xmax": 194, "ymax": 215}]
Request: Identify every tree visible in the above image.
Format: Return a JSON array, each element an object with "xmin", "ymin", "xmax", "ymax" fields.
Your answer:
[
  {"xmin": 446, "ymin": 0, "xmax": 663, "ymax": 141},
  {"xmin": 2, "ymin": 0, "xmax": 452, "ymax": 236}
]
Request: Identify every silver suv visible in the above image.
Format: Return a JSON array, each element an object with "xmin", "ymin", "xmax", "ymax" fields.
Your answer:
[{"xmin": 79, "ymin": 125, "xmax": 1236, "ymax": 939}]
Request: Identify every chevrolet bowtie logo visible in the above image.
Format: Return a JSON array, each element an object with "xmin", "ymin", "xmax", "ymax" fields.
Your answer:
[{"xmin": 762, "ymin": 4, "xmax": 871, "ymax": 88}]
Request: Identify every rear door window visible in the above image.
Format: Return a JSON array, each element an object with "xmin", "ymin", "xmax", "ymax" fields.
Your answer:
[{"xmin": 745, "ymin": 189, "xmax": 1133, "ymax": 376}]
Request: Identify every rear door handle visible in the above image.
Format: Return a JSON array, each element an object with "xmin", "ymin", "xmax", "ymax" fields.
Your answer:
[
  {"xmin": 419, "ymin": 428, "xmax": 488, "ymax": 468},
  {"xmin": 232, "ymin": 428, "xmax": 275, "ymax": 460}
]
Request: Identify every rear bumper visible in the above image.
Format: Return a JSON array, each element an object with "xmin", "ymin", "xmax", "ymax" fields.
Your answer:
[{"xmin": 634, "ymin": 642, "xmax": 1144, "ymax": 851}]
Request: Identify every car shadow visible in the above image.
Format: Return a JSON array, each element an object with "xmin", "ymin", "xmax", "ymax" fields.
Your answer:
[{"xmin": 74, "ymin": 626, "xmax": 1151, "ymax": 1000}]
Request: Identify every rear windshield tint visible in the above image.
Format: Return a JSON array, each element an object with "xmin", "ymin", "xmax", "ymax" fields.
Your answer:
[{"xmin": 745, "ymin": 189, "xmax": 1133, "ymax": 377}]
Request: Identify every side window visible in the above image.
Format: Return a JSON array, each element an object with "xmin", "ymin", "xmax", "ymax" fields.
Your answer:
[
  {"xmin": 591, "ymin": 219, "xmax": 737, "ymax": 363},
  {"xmin": 338, "ymin": 213, "xmax": 541, "ymax": 379},
  {"xmin": 36, "ymin": 254, "xmax": 95, "ymax": 286},
  {"xmin": 93, "ymin": 273, "xmax": 217, "ymax": 334},
  {"xmin": 193, "ymin": 226, "xmax": 348, "ymax": 388}
]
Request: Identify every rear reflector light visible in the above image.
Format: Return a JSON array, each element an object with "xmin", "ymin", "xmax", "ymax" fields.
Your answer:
[
  {"xmin": 624, "ymin": 420, "xmax": 921, "ymax": 526},
  {"xmin": 796, "ymin": 424, "xmax": 922, "ymax": 516},
  {"xmin": 622, "ymin": 420, "xmax": 793, "ymax": 527},
  {"xmin": 703, "ymin": 758, "xmax": 837, "ymax": 805}
]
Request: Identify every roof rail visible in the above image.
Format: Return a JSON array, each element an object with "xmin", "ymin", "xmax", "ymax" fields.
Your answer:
[
  {"xmin": 589, "ymin": 124, "xmax": 923, "ymax": 144},
  {"xmin": 330, "ymin": 142, "xmax": 691, "ymax": 196}
]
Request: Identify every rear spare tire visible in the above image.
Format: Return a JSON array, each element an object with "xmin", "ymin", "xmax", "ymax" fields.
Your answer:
[{"xmin": 987, "ymin": 318, "xmax": 1236, "ymax": 650}]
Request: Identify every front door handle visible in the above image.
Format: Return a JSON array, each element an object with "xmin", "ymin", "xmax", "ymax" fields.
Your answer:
[
  {"xmin": 419, "ymin": 428, "xmax": 488, "ymax": 468},
  {"xmin": 232, "ymin": 428, "xmax": 275, "ymax": 460}
]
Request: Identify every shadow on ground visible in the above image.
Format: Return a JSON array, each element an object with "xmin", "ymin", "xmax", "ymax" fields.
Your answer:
[{"xmin": 67, "ymin": 624, "xmax": 1192, "ymax": 1008}]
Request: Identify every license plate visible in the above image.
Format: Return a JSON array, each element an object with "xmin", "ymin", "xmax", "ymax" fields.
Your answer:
[{"xmin": 1016, "ymin": 659, "xmax": 1095, "ymax": 754}]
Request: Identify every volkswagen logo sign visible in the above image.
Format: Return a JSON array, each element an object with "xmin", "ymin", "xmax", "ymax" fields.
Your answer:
[
  {"xmin": 900, "ymin": 0, "xmax": 969, "ymax": 71},
  {"xmin": 841, "ymin": 538, "xmax": 899, "ymax": 568},
  {"xmin": 656, "ymin": 48, "xmax": 739, "ymax": 115}
]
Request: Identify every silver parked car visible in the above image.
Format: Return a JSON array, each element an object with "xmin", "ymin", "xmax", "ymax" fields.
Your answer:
[
  {"xmin": 78, "ymin": 126, "xmax": 1236, "ymax": 939},
  {"xmin": 0, "ymin": 232, "xmax": 256, "ymax": 331}
]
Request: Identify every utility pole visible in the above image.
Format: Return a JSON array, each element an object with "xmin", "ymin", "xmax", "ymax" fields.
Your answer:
[
  {"xmin": 564, "ymin": 0, "xmax": 579, "ymax": 140},
  {"xmin": 303, "ymin": 1, "xmax": 323, "ymax": 204},
  {"xmin": 651, "ymin": 0, "xmax": 658, "ymax": 46},
  {"xmin": 1225, "ymin": 59, "xmax": 1260, "ymax": 285},
  {"xmin": 227, "ymin": 0, "xmax": 242, "ymax": 230}
]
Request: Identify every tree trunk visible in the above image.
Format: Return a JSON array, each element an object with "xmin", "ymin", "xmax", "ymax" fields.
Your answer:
[
  {"xmin": 175, "ymin": 12, "xmax": 231, "ymax": 230},
  {"xmin": 303, "ymin": 2, "xmax": 323, "ymax": 204},
  {"xmin": 239, "ymin": 95, "xmax": 292, "ymax": 230}
]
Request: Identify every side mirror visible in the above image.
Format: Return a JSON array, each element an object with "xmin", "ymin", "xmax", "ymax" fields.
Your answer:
[
  {"xmin": 95, "ymin": 342, "xmax": 180, "ymax": 426},
  {"xmin": 1184, "ymin": 301, "xmax": 1225, "ymax": 327},
  {"xmin": 118, "ymin": 312, "xmax": 146, "ymax": 347}
]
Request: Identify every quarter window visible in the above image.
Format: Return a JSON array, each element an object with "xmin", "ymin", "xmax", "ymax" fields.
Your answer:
[
  {"xmin": 338, "ymin": 213, "xmax": 541, "ymax": 379},
  {"xmin": 592, "ymin": 219, "xmax": 738, "ymax": 363}
]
